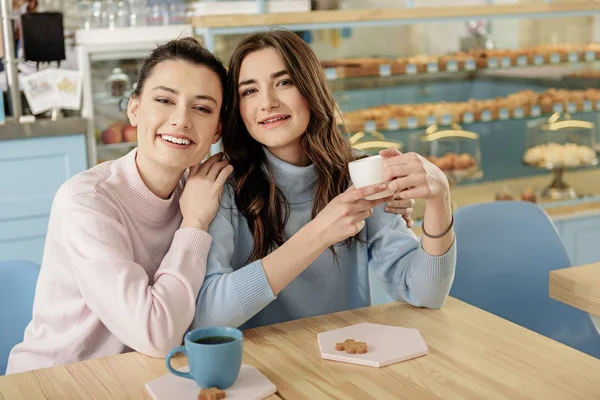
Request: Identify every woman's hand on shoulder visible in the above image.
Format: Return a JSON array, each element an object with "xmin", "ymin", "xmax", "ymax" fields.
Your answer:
[{"xmin": 180, "ymin": 152, "xmax": 233, "ymax": 231}]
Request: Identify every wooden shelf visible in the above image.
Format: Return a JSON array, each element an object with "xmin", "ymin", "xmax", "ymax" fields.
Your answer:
[
  {"xmin": 342, "ymin": 103, "xmax": 600, "ymax": 134},
  {"xmin": 323, "ymin": 52, "xmax": 599, "ymax": 82},
  {"xmin": 191, "ymin": 2, "xmax": 600, "ymax": 29}
]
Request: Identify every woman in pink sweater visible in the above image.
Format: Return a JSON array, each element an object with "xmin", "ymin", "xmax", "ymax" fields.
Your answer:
[{"xmin": 6, "ymin": 37, "xmax": 232, "ymax": 374}]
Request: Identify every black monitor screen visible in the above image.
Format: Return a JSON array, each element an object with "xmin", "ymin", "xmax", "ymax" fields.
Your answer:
[{"xmin": 20, "ymin": 12, "xmax": 66, "ymax": 63}]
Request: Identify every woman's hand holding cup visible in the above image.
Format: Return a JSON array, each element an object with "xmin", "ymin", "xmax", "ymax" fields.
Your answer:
[
  {"xmin": 309, "ymin": 183, "xmax": 391, "ymax": 248},
  {"xmin": 379, "ymin": 148, "xmax": 450, "ymax": 204}
]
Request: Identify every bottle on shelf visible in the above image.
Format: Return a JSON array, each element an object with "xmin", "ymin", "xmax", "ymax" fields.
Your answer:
[
  {"xmin": 146, "ymin": 0, "xmax": 171, "ymax": 25},
  {"xmin": 78, "ymin": 0, "xmax": 103, "ymax": 30},
  {"xmin": 103, "ymin": 0, "xmax": 129, "ymax": 29},
  {"xmin": 37, "ymin": 0, "xmax": 63, "ymax": 12},
  {"xmin": 168, "ymin": 0, "xmax": 186, "ymax": 25},
  {"xmin": 106, "ymin": 68, "xmax": 131, "ymax": 98},
  {"xmin": 128, "ymin": 0, "xmax": 147, "ymax": 27}
]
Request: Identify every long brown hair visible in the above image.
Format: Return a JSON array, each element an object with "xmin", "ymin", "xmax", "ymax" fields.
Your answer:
[{"xmin": 223, "ymin": 29, "xmax": 356, "ymax": 262}]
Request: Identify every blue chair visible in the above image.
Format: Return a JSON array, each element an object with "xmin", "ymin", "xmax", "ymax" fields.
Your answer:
[
  {"xmin": 0, "ymin": 260, "xmax": 40, "ymax": 375},
  {"xmin": 451, "ymin": 201, "xmax": 600, "ymax": 358}
]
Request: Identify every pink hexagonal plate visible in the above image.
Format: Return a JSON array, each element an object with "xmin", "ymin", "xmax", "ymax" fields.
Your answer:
[{"xmin": 317, "ymin": 322, "xmax": 428, "ymax": 367}]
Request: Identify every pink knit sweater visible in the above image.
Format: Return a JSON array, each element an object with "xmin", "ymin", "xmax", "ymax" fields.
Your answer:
[{"xmin": 6, "ymin": 149, "xmax": 211, "ymax": 374}]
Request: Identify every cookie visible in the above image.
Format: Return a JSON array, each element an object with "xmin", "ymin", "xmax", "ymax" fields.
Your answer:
[
  {"xmin": 335, "ymin": 338, "xmax": 368, "ymax": 354},
  {"xmin": 355, "ymin": 342, "xmax": 368, "ymax": 354},
  {"xmin": 198, "ymin": 387, "xmax": 226, "ymax": 400}
]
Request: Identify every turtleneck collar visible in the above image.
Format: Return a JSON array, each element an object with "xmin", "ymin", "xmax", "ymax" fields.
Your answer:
[
  {"xmin": 115, "ymin": 149, "xmax": 182, "ymax": 222},
  {"xmin": 263, "ymin": 148, "xmax": 317, "ymax": 204}
]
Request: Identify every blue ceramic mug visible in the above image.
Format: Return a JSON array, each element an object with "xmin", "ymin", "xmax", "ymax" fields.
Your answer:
[{"xmin": 166, "ymin": 326, "xmax": 243, "ymax": 389}]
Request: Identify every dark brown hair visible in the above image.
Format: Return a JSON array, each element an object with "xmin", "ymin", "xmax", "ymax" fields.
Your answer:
[
  {"xmin": 223, "ymin": 29, "xmax": 356, "ymax": 262},
  {"xmin": 133, "ymin": 36, "xmax": 228, "ymax": 119}
]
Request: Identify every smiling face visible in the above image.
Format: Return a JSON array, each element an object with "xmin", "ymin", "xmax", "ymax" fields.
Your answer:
[
  {"xmin": 237, "ymin": 47, "xmax": 310, "ymax": 164},
  {"xmin": 127, "ymin": 59, "xmax": 223, "ymax": 172}
]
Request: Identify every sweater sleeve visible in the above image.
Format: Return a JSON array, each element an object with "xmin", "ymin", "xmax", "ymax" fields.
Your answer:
[
  {"xmin": 191, "ymin": 187, "xmax": 276, "ymax": 329},
  {"xmin": 366, "ymin": 204, "xmax": 456, "ymax": 309},
  {"xmin": 59, "ymin": 192, "xmax": 212, "ymax": 357}
]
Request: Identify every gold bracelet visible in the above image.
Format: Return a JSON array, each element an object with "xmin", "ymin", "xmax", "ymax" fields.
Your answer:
[{"xmin": 421, "ymin": 214, "xmax": 454, "ymax": 239}]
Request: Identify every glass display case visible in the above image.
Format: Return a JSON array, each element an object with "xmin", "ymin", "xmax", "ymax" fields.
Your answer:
[
  {"xmin": 191, "ymin": 0, "xmax": 600, "ymax": 201},
  {"xmin": 88, "ymin": 61, "xmax": 138, "ymax": 165},
  {"xmin": 524, "ymin": 112, "xmax": 597, "ymax": 199},
  {"xmin": 524, "ymin": 113, "xmax": 597, "ymax": 170},
  {"xmin": 348, "ymin": 130, "xmax": 403, "ymax": 155},
  {"xmin": 74, "ymin": 1, "xmax": 600, "ymax": 209},
  {"xmin": 410, "ymin": 123, "xmax": 483, "ymax": 184}
]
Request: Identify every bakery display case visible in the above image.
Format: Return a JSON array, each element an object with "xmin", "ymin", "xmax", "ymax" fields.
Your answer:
[
  {"xmin": 70, "ymin": 1, "xmax": 595, "ymax": 208},
  {"xmin": 524, "ymin": 112, "xmax": 597, "ymax": 200},
  {"xmin": 339, "ymin": 89, "xmax": 600, "ymax": 133},
  {"xmin": 523, "ymin": 113, "xmax": 597, "ymax": 170},
  {"xmin": 410, "ymin": 123, "xmax": 482, "ymax": 185},
  {"xmin": 322, "ymin": 43, "xmax": 600, "ymax": 82},
  {"xmin": 273, "ymin": 4, "xmax": 600, "ymax": 196}
]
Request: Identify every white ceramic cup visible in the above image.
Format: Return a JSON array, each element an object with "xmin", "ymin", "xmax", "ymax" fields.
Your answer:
[{"xmin": 348, "ymin": 155, "xmax": 395, "ymax": 200}]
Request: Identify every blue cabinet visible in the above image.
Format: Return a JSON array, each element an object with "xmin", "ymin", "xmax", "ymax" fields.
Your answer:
[
  {"xmin": 555, "ymin": 214, "xmax": 600, "ymax": 266},
  {"xmin": 0, "ymin": 134, "xmax": 87, "ymax": 265}
]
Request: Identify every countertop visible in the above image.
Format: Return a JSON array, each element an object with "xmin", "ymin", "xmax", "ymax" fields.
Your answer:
[
  {"xmin": 451, "ymin": 168, "xmax": 600, "ymax": 212},
  {"xmin": 0, "ymin": 117, "xmax": 88, "ymax": 141},
  {"xmin": 410, "ymin": 167, "xmax": 600, "ymax": 235}
]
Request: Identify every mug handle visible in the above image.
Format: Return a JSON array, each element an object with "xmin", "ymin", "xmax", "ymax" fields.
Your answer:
[{"xmin": 165, "ymin": 346, "xmax": 194, "ymax": 380}]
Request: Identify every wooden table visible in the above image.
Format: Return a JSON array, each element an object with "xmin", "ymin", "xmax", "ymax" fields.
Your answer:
[
  {"xmin": 2, "ymin": 297, "xmax": 600, "ymax": 399},
  {"xmin": 550, "ymin": 263, "xmax": 600, "ymax": 317},
  {"xmin": 0, "ymin": 350, "xmax": 282, "ymax": 400},
  {"xmin": 242, "ymin": 297, "xmax": 600, "ymax": 400}
]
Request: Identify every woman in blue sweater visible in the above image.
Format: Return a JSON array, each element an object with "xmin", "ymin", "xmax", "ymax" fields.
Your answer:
[{"xmin": 192, "ymin": 29, "xmax": 456, "ymax": 330}]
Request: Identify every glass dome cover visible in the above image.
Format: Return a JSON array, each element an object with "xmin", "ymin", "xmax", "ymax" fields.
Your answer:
[{"xmin": 411, "ymin": 122, "xmax": 483, "ymax": 182}]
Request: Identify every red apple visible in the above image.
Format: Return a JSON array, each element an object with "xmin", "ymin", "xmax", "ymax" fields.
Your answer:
[
  {"xmin": 123, "ymin": 124, "xmax": 137, "ymax": 143},
  {"xmin": 101, "ymin": 123, "xmax": 124, "ymax": 144}
]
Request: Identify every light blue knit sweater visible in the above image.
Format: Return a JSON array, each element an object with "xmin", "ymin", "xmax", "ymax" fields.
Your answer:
[{"xmin": 192, "ymin": 148, "xmax": 456, "ymax": 330}]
